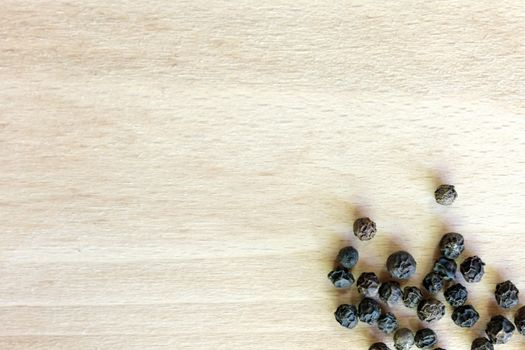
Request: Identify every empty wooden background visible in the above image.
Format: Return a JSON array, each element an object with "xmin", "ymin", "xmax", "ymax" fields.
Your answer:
[{"xmin": 1, "ymin": 1, "xmax": 525, "ymax": 349}]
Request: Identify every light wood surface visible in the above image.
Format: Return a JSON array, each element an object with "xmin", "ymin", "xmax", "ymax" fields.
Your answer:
[{"xmin": 2, "ymin": 1, "xmax": 525, "ymax": 349}]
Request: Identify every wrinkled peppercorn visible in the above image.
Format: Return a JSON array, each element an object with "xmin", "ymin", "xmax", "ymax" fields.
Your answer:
[
  {"xmin": 357, "ymin": 272, "xmax": 380, "ymax": 297},
  {"xmin": 471, "ymin": 337, "xmax": 494, "ymax": 350},
  {"xmin": 460, "ymin": 256, "xmax": 485, "ymax": 283},
  {"xmin": 353, "ymin": 217, "xmax": 377, "ymax": 241},
  {"xmin": 452, "ymin": 305, "xmax": 479, "ymax": 328},
  {"xmin": 377, "ymin": 312, "xmax": 399, "ymax": 334},
  {"xmin": 379, "ymin": 281, "xmax": 402, "ymax": 305},
  {"xmin": 495, "ymin": 280, "xmax": 519, "ymax": 309},
  {"xmin": 414, "ymin": 328, "xmax": 437, "ymax": 349},
  {"xmin": 422, "ymin": 272, "xmax": 444, "ymax": 295},
  {"xmin": 403, "ymin": 286, "xmax": 423, "ymax": 308},
  {"xmin": 417, "ymin": 298, "xmax": 445, "ymax": 323},
  {"xmin": 439, "ymin": 232, "xmax": 465, "ymax": 259},
  {"xmin": 334, "ymin": 304, "xmax": 359, "ymax": 329},
  {"xmin": 328, "ymin": 266, "xmax": 355, "ymax": 288},
  {"xmin": 394, "ymin": 328, "xmax": 415, "ymax": 350},
  {"xmin": 336, "ymin": 246, "xmax": 359, "ymax": 269},
  {"xmin": 358, "ymin": 297, "xmax": 382, "ymax": 325},
  {"xmin": 387, "ymin": 251, "xmax": 417, "ymax": 280},
  {"xmin": 444, "ymin": 283, "xmax": 468, "ymax": 307},
  {"xmin": 369, "ymin": 343, "xmax": 391, "ymax": 350},
  {"xmin": 485, "ymin": 315, "xmax": 515, "ymax": 344},
  {"xmin": 515, "ymin": 306, "xmax": 525, "ymax": 335},
  {"xmin": 434, "ymin": 184, "xmax": 457, "ymax": 205},
  {"xmin": 433, "ymin": 256, "xmax": 457, "ymax": 281}
]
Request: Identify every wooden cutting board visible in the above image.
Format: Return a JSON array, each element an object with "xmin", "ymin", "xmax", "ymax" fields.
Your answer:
[{"xmin": 2, "ymin": 1, "xmax": 525, "ymax": 349}]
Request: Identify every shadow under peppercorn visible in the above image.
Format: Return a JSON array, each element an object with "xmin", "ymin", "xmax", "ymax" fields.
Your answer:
[
  {"xmin": 424, "ymin": 218, "xmax": 457, "ymax": 273},
  {"xmin": 484, "ymin": 266, "xmax": 508, "ymax": 316},
  {"xmin": 361, "ymin": 325, "xmax": 384, "ymax": 349},
  {"xmin": 430, "ymin": 221, "xmax": 457, "ymax": 259},
  {"xmin": 425, "ymin": 167, "xmax": 452, "ymax": 190},
  {"xmin": 351, "ymin": 203, "xmax": 371, "ymax": 224}
]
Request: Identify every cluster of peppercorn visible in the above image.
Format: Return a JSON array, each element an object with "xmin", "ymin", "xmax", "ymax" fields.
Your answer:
[{"xmin": 328, "ymin": 184, "xmax": 524, "ymax": 350}]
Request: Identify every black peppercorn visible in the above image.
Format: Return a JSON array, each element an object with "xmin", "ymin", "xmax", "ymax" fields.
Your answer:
[
  {"xmin": 357, "ymin": 272, "xmax": 380, "ymax": 297},
  {"xmin": 327, "ymin": 266, "xmax": 355, "ymax": 288},
  {"xmin": 471, "ymin": 337, "xmax": 494, "ymax": 350},
  {"xmin": 358, "ymin": 297, "xmax": 382, "ymax": 325},
  {"xmin": 394, "ymin": 328, "xmax": 415, "ymax": 350},
  {"xmin": 387, "ymin": 251, "xmax": 417, "ymax": 280},
  {"xmin": 369, "ymin": 343, "xmax": 391, "ymax": 350},
  {"xmin": 417, "ymin": 298, "xmax": 445, "ymax": 323},
  {"xmin": 495, "ymin": 280, "xmax": 519, "ymax": 309},
  {"xmin": 334, "ymin": 304, "xmax": 359, "ymax": 329},
  {"xmin": 515, "ymin": 306, "xmax": 525, "ymax": 335},
  {"xmin": 439, "ymin": 232, "xmax": 465, "ymax": 260},
  {"xmin": 353, "ymin": 217, "xmax": 377, "ymax": 241},
  {"xmin": 433, "ymin": 256, "xmax": 457, "ymax": 281},
  {"xmin": 460, "ymin": 256, "xmax": 485, "ymax": 283},
  {"xmin": 422, "ymin": 272, "xmax": 443, "ymax": 295},
  {"xmin": 434, "ymin": 184, "xmax": 457, "ymax": 205},
  {"xmin": 336, "ymin": 246, "xmax": 359, "ymax": 269},
  {"xmin": 377, "ymin": 312, "xmax": 399, "ymax": 334},
  {"xmin": 403, "ymin": 286, "xmax": 423, "ymax": 308},
  {"xmin": 452, "ymin": 305, "xmax": 479, "ymax": 328},
  {"xmin": 414, "ymin": 328, "xmax": 437, "ymax": 349},
  {"xmin": 379, "ymin": 281, "xmax": 402, "ymax": 305},
  {"xmin": 444, "ymin": 283, "xmax": 468, "ymax": 307},
  {"xmin": 485, "ymin": 315, "xmax": 515, "ymax": 344}
]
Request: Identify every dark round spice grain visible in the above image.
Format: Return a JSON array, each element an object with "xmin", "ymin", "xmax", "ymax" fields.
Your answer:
[
  {"xmin": 422, "ymin": 272, "xmax": 444, "ymax": 295},
  {"xmin": 417, "ymin": 298, "xmax": 445, "ymax": 323},
  {"xmin": 452, "ymin": 305, "xmax": 479, "ymax": 328},
  {"xmin": 403, "ymin": 286, "xmax": 423, "ymax": 308},
  {"xmin": 495, "ymin": 280, "xmax": 519, "ymax": 309},
  {"xmin": 336, "ymin": 246, "xmax": 359, "ymax": 269},
  {"xmin": 471, "ymin": 337, "xmax": 494, "ymax": 350},
  {"xmin": 433, "ymin": 256, "xmax": 457, "ymax": 281},
  {"xmin": 434, "ymin": 184, "xmax": 457, "ymax": 205},
  {"xmin": 444, "ymin": 283, "xmax": 468, "ymax": 307},
  {"xmin": 434, "ymin": 348, "xmax": 446, "ymax": 350},
  {"xmin": 387, "ymin": 251, "xmax": 417, "ymax": 280},
  {"xmin": 439, "ymin": 232, "xmax": 464, "ymax": 259},
  {"xmin": 358, "ymin": 297, "xmax": 382, "ymax": 325},
  {"xmin": 377, "ymin": 312, "xmax": 399, "ymax": 334},
  {"xmin": 357, "ymin": 272, "xmax": 380, "ymax": 297},
  {"xmin": 334, "ymin": 304, "xmax": 359, "ymax": 329},
  {"xmin": 369, "ymin": 343, "xmax": 391, "ymax": 350},
  {"xmin": 353, "ymin": 217, "xmax": 377, "ymax": 241},
  {"xmin": 515, "ymin": 306, "xmax": 525, "ymax": 335},
  {"xmin": 379, "ymin": 281, "xmax": 403, "ymax": 305},
  {"xmin": 327, "ymin": 266, "xmax": 355, "ymax": 288},
  {"xmin": 394, "ymin": 328, "xmax": 415, "ymax": 350},
  {"xmin": 414, "ymin": 328, "xmax": 437, "ymax": 349},
  {"xmin": 485, "ymin": 315, "xmax": 515, "ymax": 344},
  {"xmin": 460, "ymin": 256, "xmax": 485, "ymax": 283}
]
